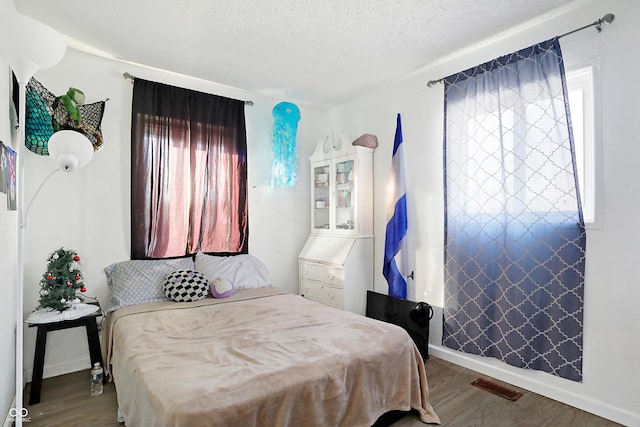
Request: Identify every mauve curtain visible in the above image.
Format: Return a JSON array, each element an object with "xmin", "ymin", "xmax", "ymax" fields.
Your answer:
[
  {"xmin": 131, "ymin": 79, "xmax": 248, "ymax": 259},
  {"xmin": 442, "ymin": 38, "xmax": 586, "ymax": 381}
]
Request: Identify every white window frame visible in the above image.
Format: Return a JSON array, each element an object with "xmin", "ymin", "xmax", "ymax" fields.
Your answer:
[{"xmin": 566, "ymin": 65, "xmax": 601, "ymax": 228}]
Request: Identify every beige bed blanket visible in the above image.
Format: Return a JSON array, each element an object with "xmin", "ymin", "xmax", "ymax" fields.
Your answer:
[{"xmin": 103, "ymin": 287, "xmax": 440, "ymax": 426}]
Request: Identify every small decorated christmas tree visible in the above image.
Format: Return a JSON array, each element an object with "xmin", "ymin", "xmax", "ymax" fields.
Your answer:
[{"xmin": 38, "ymin": 247, "xmax": 87, "ymax": 312}]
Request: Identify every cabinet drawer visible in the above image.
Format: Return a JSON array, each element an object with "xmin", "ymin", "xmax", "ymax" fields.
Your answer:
[
  {"xmin": 300, "ymin": 262, "xmax": 344, "ymax": 286},
  {"xmin": 300, "ymin": 279, "xmax": 344, "ymax": 307}
]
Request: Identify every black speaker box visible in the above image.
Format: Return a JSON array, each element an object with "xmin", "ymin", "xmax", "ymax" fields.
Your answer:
[{"xmin": 365, "ymin": 291, "xmax": 432, "ymax": 359}]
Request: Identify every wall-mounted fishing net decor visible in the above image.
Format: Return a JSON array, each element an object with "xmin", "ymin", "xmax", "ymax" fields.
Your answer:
[
  {"xmin": 270, "ymin": 101, "xmax": 300, "ymax": 187},
  {"xmin": 13, "ymin": 76, "xmax": 106, "ymax": 155}
]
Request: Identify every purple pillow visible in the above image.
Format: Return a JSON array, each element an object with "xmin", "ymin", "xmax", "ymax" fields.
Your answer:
[{"xmin": 211, "ymin": 277, "xmax": 234, "ymax": 298}]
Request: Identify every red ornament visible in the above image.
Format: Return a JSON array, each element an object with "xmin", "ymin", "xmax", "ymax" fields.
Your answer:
[
  {"xmin": 46, "ymin": 274, "xmax": 53, "ymax": 280},
  {"xmin": 75, "ymin": 275, "xmax": 82, "ymax": 280},
  {"xmin": 80, "ymin": 287, "xmax": 87, "ymax": 293},
  {"xmin": 73, "ymin": 255, "xmax": 80, "ymax": 261},
  {"xmin": 67, "ymin": 282, "xmax": 73, "ymax": 287}
]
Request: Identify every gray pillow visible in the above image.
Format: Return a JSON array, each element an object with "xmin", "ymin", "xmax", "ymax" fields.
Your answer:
[{"xmin": 104, "ymin": 257, "xmax": 195, "ymax": 312}]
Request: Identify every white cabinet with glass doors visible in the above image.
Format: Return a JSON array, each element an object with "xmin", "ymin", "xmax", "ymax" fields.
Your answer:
[
  {"xmin": 299, "ymin": 133, "xmax": 374, "ymax": 315},
  {"xmin": 310, "ymin": 134, "xmax": 373, "ymax": 237}
]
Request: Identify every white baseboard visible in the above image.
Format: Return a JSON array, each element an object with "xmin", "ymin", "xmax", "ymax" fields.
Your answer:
[
  {"xmin": 3, "ymin": 396, "xmax": 15, "ymax": 427},
  {"xmin": 428, "ymin": 344, "xmax": 640, "ymax": 427},
  {"xmin": 24, "ymin": 356, "xmax": 90, "ymax": 384},
  {"xmin": 3, "ymin": 412, "xmax": 12, "ymax": 427}
]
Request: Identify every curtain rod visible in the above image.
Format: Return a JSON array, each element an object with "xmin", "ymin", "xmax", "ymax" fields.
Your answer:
[
  {"xmin": 122, "ymin": 72, "xmax": 254, "ymax": 106},
  {"xmin": 426, "ymin": 13, "xmax": 615, "ymax": 88}
]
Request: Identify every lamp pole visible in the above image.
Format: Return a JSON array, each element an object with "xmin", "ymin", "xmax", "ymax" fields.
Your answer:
[
  {"xmin": 15, "ymin": 74, "xmax": 27, "ymax": 427},
  {"xmin": 0, "ymin": 5, "xmax": 66, "ymax": 426}
]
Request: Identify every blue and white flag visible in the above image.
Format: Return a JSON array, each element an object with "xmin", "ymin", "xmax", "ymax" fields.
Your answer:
[{"xmin": 383, "ymin": 114, "xmax": 408, "ymax": 299}]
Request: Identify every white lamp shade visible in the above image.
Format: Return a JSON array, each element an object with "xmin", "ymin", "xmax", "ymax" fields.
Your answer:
[
  {"xmin": 47, "ymin": 130, "xmax": 94, "ymax": 172},
  {"xmin": 0, "ymin": 5, "xmax": 66, "ymax": 83}
]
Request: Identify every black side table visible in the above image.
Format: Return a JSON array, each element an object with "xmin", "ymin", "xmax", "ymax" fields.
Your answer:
[{"xmin": 27, "ymin": 306, "xmax": 103, "ymax": 405}]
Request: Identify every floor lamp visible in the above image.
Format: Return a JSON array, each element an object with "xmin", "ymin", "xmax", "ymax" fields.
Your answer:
[{"xmin": 0, "ymin": 3, "xmax": 72, "ymax": 426}]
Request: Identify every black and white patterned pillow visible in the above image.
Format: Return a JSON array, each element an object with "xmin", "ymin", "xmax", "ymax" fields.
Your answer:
[{"xmin": 163, "ymin": 269, "xmax": 209, "ymax": 302}]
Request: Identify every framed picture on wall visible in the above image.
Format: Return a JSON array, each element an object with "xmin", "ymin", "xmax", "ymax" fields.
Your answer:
[
  {"xmin": 0, "ymin": 141, "xmax": 7, "ymax": 194},
  {"xmin": 0, "ymin": 140, "xmax": 17, "ymax": 210}
]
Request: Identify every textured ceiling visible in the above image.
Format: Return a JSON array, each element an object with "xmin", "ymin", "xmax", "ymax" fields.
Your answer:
[{"xmin": 16, "ymin": 0, "xmax": 580, "ymax": 108}]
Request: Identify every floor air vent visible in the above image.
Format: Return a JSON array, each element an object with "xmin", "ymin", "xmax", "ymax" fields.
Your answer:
[{"xmin": 471, "ymin": 378, "xmax": 523, "ymax": 401}]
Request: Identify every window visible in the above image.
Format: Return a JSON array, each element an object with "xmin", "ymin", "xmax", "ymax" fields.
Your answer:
[
  {"xmin": 566, "ymin": 66, "xmax": 596, "ymax": 224},
  {"xmin": 130, "ymin": 79, "xmax": 248, "ymax": 259},
  {"xmin": 458, "ymin": 67, "xmax": 596, "ymax": 222}
]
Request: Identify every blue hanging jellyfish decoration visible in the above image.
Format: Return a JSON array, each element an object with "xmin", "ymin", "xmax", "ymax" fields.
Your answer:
[{"xmin": 270, "ymin": 102, "xmax": 300, "ymax": 187}]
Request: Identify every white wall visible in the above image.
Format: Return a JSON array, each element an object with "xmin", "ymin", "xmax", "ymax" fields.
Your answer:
[
  {"xmin": 16, "ymin": 49, "xmax": 326, "ymax": 384},
  {"xmin": 0, "ymin": 61, "xmax": 18, "ymax": 423},
  {"xmin": 327, "ymin": 0, "xmax": 640, "ymax": 425}
]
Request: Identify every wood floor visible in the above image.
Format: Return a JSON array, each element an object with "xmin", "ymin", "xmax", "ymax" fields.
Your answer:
[
  {"xmin": 21, "ymin": 356, "xmax": 621, "ymax": 427},
  {"xmin": 390, "ymin": 357, "xmax": 621, "ymax": 427}
]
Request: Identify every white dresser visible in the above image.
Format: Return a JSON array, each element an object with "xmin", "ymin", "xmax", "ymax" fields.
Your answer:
[
  {"xmin": 298, "ymin": 134, "xmax": 374, "ymax": 315},
  {"xmin": 299, "ymin": 260, "xmax": 345, "ymax": 308}
]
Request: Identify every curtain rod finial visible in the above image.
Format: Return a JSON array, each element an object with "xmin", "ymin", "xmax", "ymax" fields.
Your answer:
[
  {"xmin": 596, "ymin": 13, "xmax": 615, "ymax": 32},
  {"xmin": 602, "ymin": 13, "xmax": 615, "ymax": 24}
]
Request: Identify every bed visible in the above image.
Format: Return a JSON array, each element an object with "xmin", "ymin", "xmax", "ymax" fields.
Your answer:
[{"xmin": 102, "ymin": 254, "xmax": 440, "ymax": 427}]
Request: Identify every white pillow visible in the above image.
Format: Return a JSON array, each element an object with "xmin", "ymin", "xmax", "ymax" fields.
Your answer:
[{"xmin": 195, "ymin": 252, "xmax": 273, "ymax": 290}]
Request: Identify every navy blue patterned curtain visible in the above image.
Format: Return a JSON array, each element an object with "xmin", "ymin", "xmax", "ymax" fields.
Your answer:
[{"xmin": 442, "ymin": 38, "xmax": 586, "ymax": 381}]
